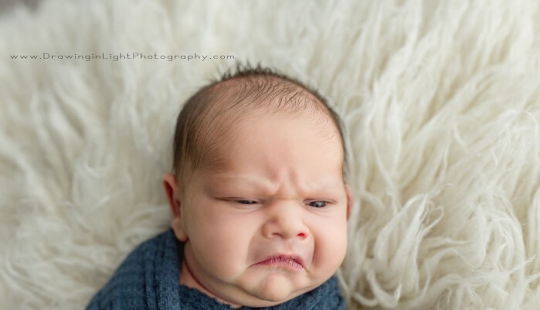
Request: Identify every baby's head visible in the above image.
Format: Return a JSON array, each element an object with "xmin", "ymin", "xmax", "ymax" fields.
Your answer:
[{"xmin": 163, "ymin": 65, "xmax": 353, "ymax": 308}]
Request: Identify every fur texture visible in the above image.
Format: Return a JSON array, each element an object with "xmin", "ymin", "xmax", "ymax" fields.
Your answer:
[{"xmin": 1, "ymin": 0, "xmax": 539, "ymax": 309}]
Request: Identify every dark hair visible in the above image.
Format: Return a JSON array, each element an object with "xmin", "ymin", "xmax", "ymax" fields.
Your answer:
[{"xmin": 172, "ymin": 63, "xmax": 348, "ymax": 193}]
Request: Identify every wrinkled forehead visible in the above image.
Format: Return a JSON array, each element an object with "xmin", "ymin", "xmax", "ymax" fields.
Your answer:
[
  {"xmin": 190, "ymin": 125, "xmax": 344, "ymax": 203},
  {"xmin": 186, "ymin": 76, "xmax": 344, "ymax": 177},
  {"xmin": 195, "ymin": 110, "xmax": 343, "ymax": 180}
]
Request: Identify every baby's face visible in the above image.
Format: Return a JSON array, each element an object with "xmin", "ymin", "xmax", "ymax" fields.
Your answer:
[{"xmin": 166, "ymin": 110, "xmax": 352, "ymax": 308}]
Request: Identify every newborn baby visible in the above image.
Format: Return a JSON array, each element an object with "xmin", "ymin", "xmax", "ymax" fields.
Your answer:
[{"xmin": 87, "ymin": 65, "xmax": 353, "ymax": 309}]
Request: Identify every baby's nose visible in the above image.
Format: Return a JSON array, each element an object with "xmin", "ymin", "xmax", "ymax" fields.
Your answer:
[{"xmin": 261, "ymin": 200, "xmax": 308, "ymax": 241}]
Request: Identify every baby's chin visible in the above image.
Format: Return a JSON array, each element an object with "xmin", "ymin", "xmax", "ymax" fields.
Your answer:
[{"xmin": 231, "ymin": 271, "xmax": 318, "ymax": 307}]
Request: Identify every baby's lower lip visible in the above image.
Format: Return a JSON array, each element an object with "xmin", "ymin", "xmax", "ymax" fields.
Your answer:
[{"xmin": 255, "ymin": 257, "xmax": 304, "ymax": 270}]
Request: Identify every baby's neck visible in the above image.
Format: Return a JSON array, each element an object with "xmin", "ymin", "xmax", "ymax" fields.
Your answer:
[{"xmin": 179, "ymin": 258, "xmax": 243, "ymax": 309}]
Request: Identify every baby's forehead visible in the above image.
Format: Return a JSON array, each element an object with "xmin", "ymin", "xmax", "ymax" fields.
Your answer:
[
  {"xmin": 195, "ymin": 112, "xmax": 344, "ymax": 181},
  {"xmin": 201, "ymin": 111, "xmax": 342, "ymax": 171},
  {"xmin": 175, "ymin": 74, "xmax": 346, "ymax": 185}
]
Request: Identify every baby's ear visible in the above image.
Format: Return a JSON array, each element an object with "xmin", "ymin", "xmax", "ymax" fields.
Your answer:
[
  {"xmin": 345, "ymin": 184, "xmax": 353, "ymax": 220},
  {"xmin": 163, "ymin": 173, "xmax": 188, "ymax": 241}
]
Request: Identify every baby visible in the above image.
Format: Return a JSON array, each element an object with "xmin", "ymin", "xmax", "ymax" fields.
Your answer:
[{"xmin": 87, "ymin": 65, "xmax": 353, "ymax": 309}]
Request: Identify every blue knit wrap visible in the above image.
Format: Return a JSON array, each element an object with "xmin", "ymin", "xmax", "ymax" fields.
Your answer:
[{"xmin": 86, "ymin": 229, "xmax": 345, "ymax": 309}]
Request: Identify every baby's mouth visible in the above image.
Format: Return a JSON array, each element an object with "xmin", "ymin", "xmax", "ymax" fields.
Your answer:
[{"xmin": 255, "ymin": 255, "xmax": 304, "ymax": 270}]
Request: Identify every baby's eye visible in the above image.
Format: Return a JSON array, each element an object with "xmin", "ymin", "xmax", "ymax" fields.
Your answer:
[
  {"xmin": 306, "ymin": 201, "xmax": 328, "ymax": 208},
  {"xmin": 236, "ymin": 200, "xmax": 258, "ymax": 205}
]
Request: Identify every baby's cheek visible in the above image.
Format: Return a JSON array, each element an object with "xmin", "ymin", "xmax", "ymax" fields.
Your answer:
[
  {"xmin": 193, "ymin": 237, "xmax": 247, "ymax": 281},
  {"xmin": 311, "ymin": 224, "xmax": 348, "ymax": 277},
  {"xmin": 198, "ymin": 218, "xmax": 254, "ymax": 275}
]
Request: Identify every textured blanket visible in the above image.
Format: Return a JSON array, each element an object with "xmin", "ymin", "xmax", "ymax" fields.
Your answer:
[
  {"xmin": 86, "ymin": 229, "xmax": 345, "ymax": 310},
  {"xmin": 1, "ymin": 1, "xmax": 540, "ymax": 309}
]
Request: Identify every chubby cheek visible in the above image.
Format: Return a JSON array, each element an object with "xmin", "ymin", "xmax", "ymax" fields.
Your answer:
[
  {"xmin": 310, "ymin": 217, "xmax": 348, "ymax": 278},
  {"xmin": 185, "ymin": 203, "xmax": 256, "ymax": 279}
]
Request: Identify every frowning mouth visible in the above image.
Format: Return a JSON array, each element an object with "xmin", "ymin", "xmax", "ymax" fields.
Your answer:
[{"xmin": 255, "ymin": 255, "xmax": 304, "ymax": 270}]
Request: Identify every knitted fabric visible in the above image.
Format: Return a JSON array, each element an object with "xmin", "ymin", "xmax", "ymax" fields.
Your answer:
[{"xmin": 86, "ymin": 229, "xmax": 345, "ymax": 309}]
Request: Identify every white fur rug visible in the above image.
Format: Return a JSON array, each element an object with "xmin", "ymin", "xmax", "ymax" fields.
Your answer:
[{"xmin": 1, "ymin": 0, "xmax": 540, "ymax": 309}]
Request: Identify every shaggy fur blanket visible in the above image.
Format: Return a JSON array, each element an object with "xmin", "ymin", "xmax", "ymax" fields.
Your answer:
[{"xmin": 1, "ymin": 0, "xmax": 539, "ymax": 309}]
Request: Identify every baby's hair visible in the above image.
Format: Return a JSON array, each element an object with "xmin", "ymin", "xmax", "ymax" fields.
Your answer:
[{"xmin": 172, "ymin": 63, "xmax": 348, "ymax": 193}]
